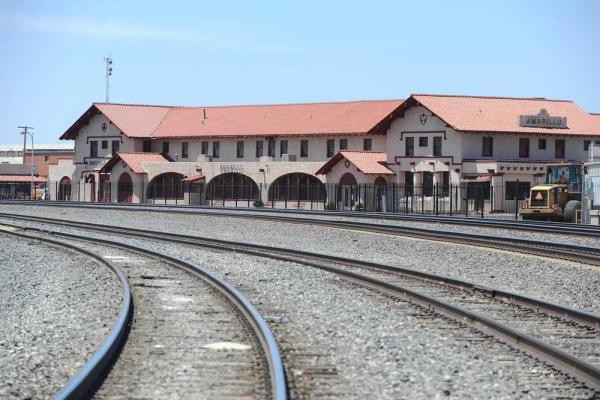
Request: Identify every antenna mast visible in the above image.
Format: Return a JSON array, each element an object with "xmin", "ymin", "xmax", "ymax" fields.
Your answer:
[{"xmin": 103, "ymin": 55, "xmax": 113, "ymax": 103}]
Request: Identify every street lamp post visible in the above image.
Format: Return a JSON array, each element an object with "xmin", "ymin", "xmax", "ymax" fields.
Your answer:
[{"xmin": 18, "ymin": 126, "xmax": 34, "ymax": 199}]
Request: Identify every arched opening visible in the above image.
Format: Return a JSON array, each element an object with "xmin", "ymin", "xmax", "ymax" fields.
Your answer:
[
  {"xmin": 268, "ymin": 173, "xmax": 326, "ymax": 202},
  {"xmin": 58, "ymin": 177, "xmax": 71, "ymax": 200},
  {"xmin": 374, "ymin": 176, "xmax": 388, "ymax": 212},
  {"xmin": 147, "ymin": 173, "xmax": 184, "ymax": 200},
  {"xmin": 85, "ymin": 174, "xmax": 96, "ymax": 202},
  {"xmin": 206, "ymin": 173, "xmax": 258, "ymax": 201},
  {"xmin": 339, "ymin": 172, "xmax": 357, "ymax": 186},
  {"xmin": 99, "ymin": 174, "xmax": 111, "ymax": 202},
  {"xmin": 338, "ymin": 173, "xmax": 358, "ymax": 210},
  {"xmin": 117, "ymin": 173, "xmax": 133, "ymax": 203}
]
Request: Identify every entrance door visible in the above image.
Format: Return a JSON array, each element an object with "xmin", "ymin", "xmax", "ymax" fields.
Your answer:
[
  {"xmin": 118, "ymin": 173, "xmax": 133, "ymax": 203},
  {"xmin": 339, "ymin": 172, "xmax": 357, "ymax": 210}
]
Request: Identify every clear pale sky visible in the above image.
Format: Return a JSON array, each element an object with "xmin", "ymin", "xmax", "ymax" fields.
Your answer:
[{"xmin": 1, "ymin": 0, "xmax": 599, "ymax": 144}]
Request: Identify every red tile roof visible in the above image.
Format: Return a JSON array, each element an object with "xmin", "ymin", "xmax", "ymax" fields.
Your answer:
[
  {"xmin": 0, "ymin": 175, "xmax": 46, "ymax": 183},
  {"xmin": 409, "ymin": 94, "xmax": 600, "ymax": 136},
  {"xmin": 182, "ymin": 174, "xmax": 205, "ymax": 182},
  {"xmin": 316, "ymin": 151, "xmax": 393, "ymax": 175},
  {"xmin": 99, "ymin": 152, "xmax": 170, "ymax": 174},
  {"xmin": 61, "ymin": 100, "xmax": 403, "ymax": 140}
]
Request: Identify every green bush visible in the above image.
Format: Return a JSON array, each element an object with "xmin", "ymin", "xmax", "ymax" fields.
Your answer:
[
  {"xmin": 324, "ymin": 202, "xmax": 337, "ymax": 210},
  {"xmin": 253, "ymin": 198, "xmax": 264, "ymax": 208},
  {"xmin": 354, "ymin": 202, "xmax": 364, "ymax": 211}
]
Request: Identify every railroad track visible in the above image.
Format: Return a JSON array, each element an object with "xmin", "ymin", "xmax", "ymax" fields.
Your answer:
[
  {"xmin": 3, "ymin": 199, "xmax": 600, "ymax": 238},
  {"xmin": 2, "ymin": 215, "xmax": 599, "ymax": 392},
  {"xmin": 1, "ymin": 227, "xmax": 287, "ymax": 400}
]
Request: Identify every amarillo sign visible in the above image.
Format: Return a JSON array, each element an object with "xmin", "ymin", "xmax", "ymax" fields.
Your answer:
[{"xmin": 519, "ymin": 109, "xmax": 567, "ymax": 128}]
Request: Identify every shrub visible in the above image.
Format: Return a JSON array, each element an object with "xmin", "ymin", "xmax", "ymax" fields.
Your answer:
[
  {"xmin": 354, "ymin": 202, "xmax": 364, "ymax": 211},
  {"xmin": 324, "ymin": 202, "xmax": 337, "ymax": 210},
  {"xmin": 253, "ymin": 198, "xmax": 264, "ymax": 208}
]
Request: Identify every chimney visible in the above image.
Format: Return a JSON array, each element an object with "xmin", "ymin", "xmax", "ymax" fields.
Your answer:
[{"xmin": 203, "ymin": 108, "xmax": 207, "ymax": 119}]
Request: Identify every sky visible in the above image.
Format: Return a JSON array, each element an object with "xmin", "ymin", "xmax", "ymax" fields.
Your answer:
[{"xmin": 0, "ymin": 0, "xmax": 599, "ymax": 144}]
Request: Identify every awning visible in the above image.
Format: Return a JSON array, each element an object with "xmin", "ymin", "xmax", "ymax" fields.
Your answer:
[
  {"xmin": 182, "ymin": 174, "xmax": 205, "ymax": 182},
  {"xmin": 0, "ymin": 175, "xmax": 46, "ymax": 183},
  {"xmin": 460, "ymin": 175, "xmax": 491, "ymax": 183}
]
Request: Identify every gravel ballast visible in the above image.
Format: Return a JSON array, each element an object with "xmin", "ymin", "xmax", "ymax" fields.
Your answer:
[
  {"xmin": 0, "ymin": 231, "xmax": 121, "ymax": 399},
  {"xmin": 1, "ymin": 204, "xmax": 598, "ymax": 314}
]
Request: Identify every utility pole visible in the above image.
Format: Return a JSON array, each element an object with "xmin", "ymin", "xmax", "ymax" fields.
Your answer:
[
  {"xmin": 103, "ymin": 55, "xmax": 113, "ymax": 103},
  {"xmin": 18, "ymin": 126, "xmax": 34, "ymax": 199}
]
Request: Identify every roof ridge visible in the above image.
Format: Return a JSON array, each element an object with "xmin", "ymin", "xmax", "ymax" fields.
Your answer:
[
  {"xmin": 340, "ymin": 150, "xmax": 386, "ymax": 153},
  {"xmin": 94, "ymin": 102, "xmax": 189, "ymax": 109},
  {"xmin": 411, "ymin": 93, "xmax": 574, "ymax": 103},
  {"xmin": 117, "ymin": 151, "xmax": 163, "ymax": 155}
]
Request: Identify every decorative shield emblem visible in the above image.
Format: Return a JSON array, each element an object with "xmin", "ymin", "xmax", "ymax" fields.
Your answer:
[
  {"xmin": 419, "ymin": 114, "xmax": 427, "ymax": 125},
  {"xmin": 344, "ymin": 160, "xmax": 351, "ymax": 168},
  {"xmin": 101, "ymin": 122, "xmax": 107, "ymax": 132}
]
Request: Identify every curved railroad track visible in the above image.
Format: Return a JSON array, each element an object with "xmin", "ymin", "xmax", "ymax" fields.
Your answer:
[
  {"xmin": 2, "ymin": 199, "xmax": 599, "ymax": 238},
  {"xmin": 2, "ymin": 215, "xmax": 599, "ymax": 393},
  {"xmin": 2, "ymin": 226, "xmax": 288, "ymax": 400}
]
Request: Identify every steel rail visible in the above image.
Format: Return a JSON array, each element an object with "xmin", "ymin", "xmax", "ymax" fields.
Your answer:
[
  {"xmin": 0, "ymin": 227, "xmax": 132, "ymax": 400},
  {"xmin": 0, "ymin": 210, "xmax": 599, "ymax": 266},
  {"xmin": 2, "ymin": 217, "xmax": 600, "ymax": 389},
  {"xmin": 3, "ymin": 199, "xmax": 600, "ymax": 237},
  {"xmin": 9, "ymin": 224, "xmax": 289, "ymax": 400}
]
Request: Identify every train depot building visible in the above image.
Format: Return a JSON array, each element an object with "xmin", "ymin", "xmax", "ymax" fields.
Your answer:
[{"xmin": 50, "ymin": 94, "xmax": 600, "ymax": 212}]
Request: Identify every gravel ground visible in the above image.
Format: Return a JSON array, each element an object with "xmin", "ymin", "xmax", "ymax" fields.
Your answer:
[
  {"xmin": 1, "ymin": 205, "xmax": 598, "ymax": 314},
  {"xmin": 7, "ymin": 224, "xmax": 597, "ymax": 399},
  {"xmin": 0, "ymin": 231, "xmax": 121, "ymax": 399}
]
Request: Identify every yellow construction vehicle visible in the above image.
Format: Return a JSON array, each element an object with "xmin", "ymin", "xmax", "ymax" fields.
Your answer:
[{"xmin": 520, "ymin": 162, "xmax": 582, "ymax": 222}]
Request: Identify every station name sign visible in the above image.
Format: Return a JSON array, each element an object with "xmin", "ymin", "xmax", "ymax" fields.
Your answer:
[{"xmin": 519, "ymin": 109, "xmax": 567, "ymax": 129}]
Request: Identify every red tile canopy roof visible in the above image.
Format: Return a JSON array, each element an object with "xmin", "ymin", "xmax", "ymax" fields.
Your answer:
[
  {"xmin": 99, "ymin": 152, "xmax": 170, "ymax": 174},
  {"xmin": 61, "ymin": 99, "xmax": 404, "ymax": 140},
  {"xmin": 0, "ymin": 175, "xmax": 46, "ymax": 183},
  {"xmin": 316, "ymin": 151, "xmax": 394, "ymax": 175},
  {"xmin": 407, "ymin": 94, "xmax": 600, "ymax": 136}
]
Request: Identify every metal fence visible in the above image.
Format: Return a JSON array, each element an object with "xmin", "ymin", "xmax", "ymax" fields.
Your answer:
[{"xmin": 1, "ymin": 180, "xmax": 536, "ymax": 220}]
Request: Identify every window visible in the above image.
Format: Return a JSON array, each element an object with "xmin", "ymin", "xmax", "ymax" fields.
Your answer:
[
  {"xmin": 111, "ymin": 140, "xmax": 120, "ymax": 155},
  {"xmin": 44, "ymin": 155, "xmax": 49, "ymax": 162},
  {"xmin": 300, "ymin": 140, "xmax": 309, "ymax": 158},
  {"xmin": 101, "ymin": 140, "xmax": 108, "ymax": 149},
  {"xmin": 339, "ymin": 138, "xmax": 348, "ymax": 150},
  {"xmin": 237, "ymin": 141, "xmax": 244, "ymax": 158},
  {"xmin": 256, "ymin": 141, "xmax": 264, "ymax": 158},
  {"xmin": 433, "ymin": 137, "xmax": 442, "ymax": 157},
  {"xmin": 584, "ymin": 140, "xmax": 591, "ymax": 151},
  {"xmin": 181, "ymin": 142, "xmax": 189, "ymax": 158},
  {"xmin": 90, "ymin": 141, "xmax": 98, "ymax": 158},
  {"xmin": 280, "ymin": 140, "xmax": 288, "ymax": 156},
  {"xmin": 482, "ymin": 137, "xmax": 493, "ymax": 157},
  {"xmin": 538, "ymin": 138, "xmax": 546, "ymax": 150},
  {"xmin": 404, "ymin": 171, "xmax": 414, "ymax": 195},
  {"xmin": 162, "ymin": 141, "xmax": 169, "ymax": 154},
  {"xmin": 326, "ymin": 139, "xmax": 335, "ymax": 157},
  {"xmin": 505, "ymin": 181, "xmax": 531, "ymax": 200},
  {"xmin": 201, "ymin": 141, "xmax": 209, "ymax": 155},
  {"xmin": 268, "ymin": 139, "xmax": 275, "ymax": 157},
  {"xmin": 519, "ymin": 138, "xmax": 529, "ymax": 158},
  {"xmin": 419, "ymin": 137, "xmax": 428, "ymax": 147},
  {"xmin": 363, "ymin": 138, "xmax": 372, "ymax": 151},
  {"xmin": 405, "ymin": 137, "xmax": 414, "ymax": 156},
  {"xmin": 143, "ymin": 140, "xmax": 152, "ymax": 152},
  {"xmin": 555, "ymin": 139, "xmax": 565, "ymax": 159},
  {"xmin": 212, "ymin": 141, "xmax": 220, "ymax": 158}
]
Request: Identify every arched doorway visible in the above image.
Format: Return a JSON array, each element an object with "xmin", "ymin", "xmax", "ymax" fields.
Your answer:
[
  {"xmin": 206, "ymin": 173, "xmax": 259, "ymax": 201},
  {"xmin": 268, "ymin": 173, "xmax": 326, "ymax": 203},
  {"xmin": 338, "ymin": 173, "xmax": 358, "ymax": 210},
  {"xmin": 147, "ymin": 173, "xmax": 184, "ymax": 201},
  {"xmin": 58, "ymin": 177, "xmax": 71, "ymax": 200},
  {"xmin": 374, "ymin": 176, "xmax": 388, "ymax": 212},
  {"xmin": 117, "ymin": 173, "xmax": 133, "ymax": 203},
  {"xmin": 85, "ymin": 174, "xmax": 96, "ymax": 202},
  {"xmin": 99, "ymin": 174, "xmax": 111, "ymax": 202}
]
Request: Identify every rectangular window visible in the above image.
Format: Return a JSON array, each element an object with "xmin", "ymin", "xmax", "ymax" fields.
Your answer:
[
  {"xmin": 538, "ymin": 138, "xmax": 546, "ymax": 150},
  {"xmin": 101, "ymin": 140, "xmax": 108, "ymax": 149},
  {"xmin": 584, "ymin": 140, "xmax": 591, "ymax": 151},
  {"xmin": 505, "ymin": 181, "xmax": 531, "ymax": 200},
  {"xmin": 162, "ymin": 141, "xmax": 169, "ymax": 154},
  {"xmin": 405, "ymin": 137, "xmax": 414, "ymax": 157},
  {"xmin": 212, "ymin": 141, "xmax": 220, "ymax": 158},
  {"xmin": 237, "ymin": 141, "xmax": 244, "ymax": 158},
  {"xmin": 268, "ymin": 139, "xmax": 275, "ymax": 157},
  {"xmin": 201, "ymin": 141, "xmax": 208, "ymax": 155},
  {"xmin": 181, "ymin": 142, "xmax": 188, "ymax": 158},
  {"xmin": 482, "ymin": 137, "xmax": 493, "ymax": 157},
  {"xmin": 143, "ymin": 140, "xmax": 152, "ymax": 152},
  {"xmin": 90, "ymin": 141, "xmax": 98, "ymax": 158},
  {"xmin": 300, "ymin": 140, "xmax": 309, "ymax": 158},
  {"xmin": 280, "ymin": 140, "xmax": 288, "ymax": 156},
  {"xmin": 433, "ymin": 136, "xmax": 442, "ymax": 157},
  {"xmin": 256, "ymin": 141, "xmax": 264, "ymax": 158},
  {"xmin": 555, "ymin": 139, "xmax": 565, "ymax": 159},
  {"xmin": 44, "ymin": 155, "xmax": 49, "ymax": 162},
  {"xmin": 419, "ymin": 137, "xmax": 428, "ymax": 147},
  {"xmin": 339, "ymin": 138, "xmax": 348, "ymax": 150},
  {"xmin": 363, "ymin": 138, "xmax": 372, "ymax": 151},
  {"xmin": 111, "ymin": 140, "xmax": 120, "ymax": 155},
  {"xmin": 326, "ymin": 139, "xmax": 335, "ymax": 157},
  {"xmin": 519, "ymin": 138, "xmax": 529, "ymax": 158}
]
